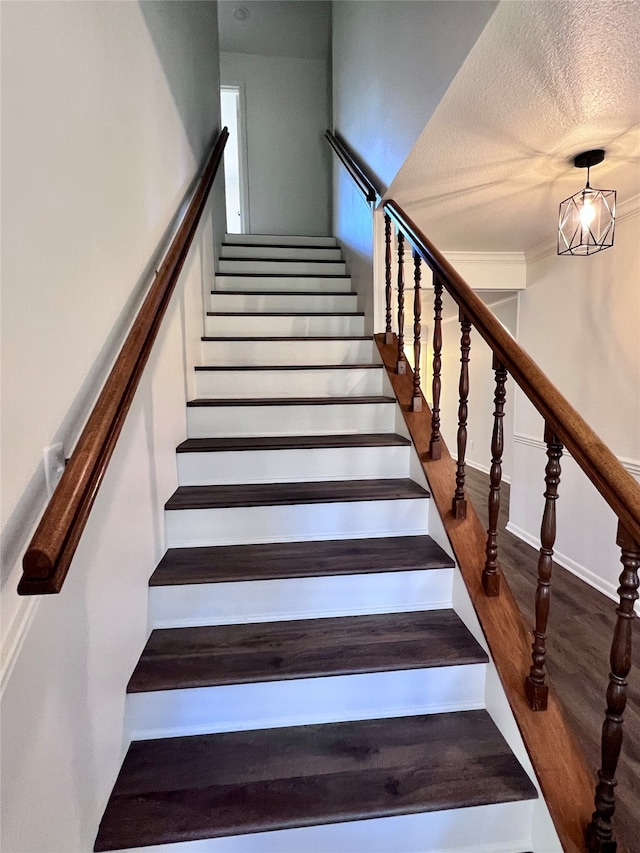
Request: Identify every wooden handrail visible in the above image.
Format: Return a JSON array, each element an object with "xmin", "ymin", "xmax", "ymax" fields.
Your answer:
[
  {"xmin": 325, "ymin": 130, "xmax": 379, "ymax": 205},
  {"xmin": 383, "ymin": 200, "xmax": 640, "ymax": 545},
  {"xmin": 19, "ymin": 128, "xmax": 229, "ymax": 595}
]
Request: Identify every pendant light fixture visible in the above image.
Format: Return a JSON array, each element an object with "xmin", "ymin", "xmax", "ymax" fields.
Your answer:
[{"xmin": 558, "ymin": 149, "xmax": 616, "ymax": 256}]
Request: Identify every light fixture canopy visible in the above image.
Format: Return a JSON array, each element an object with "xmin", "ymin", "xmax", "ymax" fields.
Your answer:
[{"xmin": 558, "ymin": 149, "xmax": 616, "ymax": 256}]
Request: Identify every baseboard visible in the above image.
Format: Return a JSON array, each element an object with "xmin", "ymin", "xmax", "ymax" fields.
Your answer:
[
  {"xmin": 505, "ymin": 521, "xmax": 640, "ymax": 616},
  {"xmin": 466, "ymin": 459, "xmax": 511, "ymax": 485}
]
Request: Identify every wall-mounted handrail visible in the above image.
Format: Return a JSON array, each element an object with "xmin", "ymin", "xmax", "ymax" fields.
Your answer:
[
  {"xmin": 325, "ymin": 130, "xmax": 380, "ymax": 205},
  {"xmin": 19, "ymin": 127, "xmax": 229, "ymax": 595},
  {"xmin": 383, "ymin": 200, "xmax": 640, "ymax": 545}
]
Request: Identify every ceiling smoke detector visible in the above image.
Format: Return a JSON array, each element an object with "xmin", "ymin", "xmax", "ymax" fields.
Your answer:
[{"xmin": 233, "ymin": 7, "xmax": 249, "ymax": 21}]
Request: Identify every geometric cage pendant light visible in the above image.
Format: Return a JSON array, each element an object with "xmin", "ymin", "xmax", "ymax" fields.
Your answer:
[{"xmin": 558, "ymin": 149, "xmax": 616, "ymax": 256}]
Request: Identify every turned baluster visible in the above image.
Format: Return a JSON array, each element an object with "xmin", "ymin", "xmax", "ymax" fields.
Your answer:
[
  {"xmin": 411, "ymin": 251, "xmax": 422, "ymax": 412},
  {"xmin": 429, "ymin": 276, "xmax": 444, "ymax": 460},
  {"xmin": 451, "ymin": 309, "xmax": 471, "ymax": 519},
  {"xmin": 525, "ymin": 425, "xmax": 563, "ymax": 711},
  {"xmin": 396, "ymin": 231, "xmax": 406, "ymax": 374},
  {"xmin": 585, "ymin": 523, "xmax": 640, "ymax": 853},
  {"xmin": 384, "ymin": 213, "xmax": 393, "ymax": 344},
  {"xmin": 482, "ymin": 356, "xmax": 507, "ymax": 596}
]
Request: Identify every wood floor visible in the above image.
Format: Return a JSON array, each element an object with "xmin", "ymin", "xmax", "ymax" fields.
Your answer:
[{"xmin": 465, "ymin": 466, "xmax": 640, "ymax": 852}]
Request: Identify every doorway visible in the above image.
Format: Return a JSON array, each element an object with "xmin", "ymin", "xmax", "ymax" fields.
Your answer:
[{"xmin": 220, "ymin": 85, "xmax": 249, "ymax": 234}]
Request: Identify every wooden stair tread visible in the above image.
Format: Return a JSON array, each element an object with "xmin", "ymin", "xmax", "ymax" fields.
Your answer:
[
  {"xmin": 127, "ymin": 610, "xmax": 487, "ymax": 693},
  {"xmin": 94, "ymin": 710, "xmax": 537, "ymax": 850},
  {"xmin": 221, "ymin": 257, "xmax": 343, "ymax": 263},
  {"xmin": 150, "ymin": 534, "xmax": 454, "ymax": 586},
  {"xmin": 176, "ymin": 433, "xmax": 411, "ymax": 453},
  {"xmin": 201, "ymin": 335, "xmax": 372, "ymax": 341},
  {"xmin": 186, "ymin": 395, "xmax": 396, "ymax": 407},
  {"xmin": 165, "ymin": 478, "xmax": 429, "ymax": 510},
  {"xmin": 207, "ymin": 310, "xmax": 364, "ymax": 316},
  {"xmin": 211, "ymin": 289, "xmax": 352, "ymax": 296},
  {"xmin": 221, "ymin": 242, "xmax": 339, "ymax": 250},
  {"xmin": 215, "ymin": 272, "xmax": 351, "ymax": 278},
  {"xmin": 193, "ymin": 363, "xmax": 382, "ymax": 371}
]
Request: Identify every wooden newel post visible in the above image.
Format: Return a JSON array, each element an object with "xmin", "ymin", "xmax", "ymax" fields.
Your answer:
[
  {"xmin": 585, "ymin": 523, "xmax": 640, "ymax": 853},
  {"xmin": 451, "ymin": 309, "xmax": 471, "ymax": 519},
  {"xmin": 525, "ymin": 424, "xmax": 563, "ymax": 711},
  {"xmin": 429, "ymin": 277, "xmax": 443, "ymax": 460},
  {"xmin": 411, "ymin": 251, "xmax": 422, "ymax": 412},
  {"xmin": 384, "ymin": 213, "xmax": 393, "ymax": 344},
  {"xmin": 482, "ymin": 355, "xmax": 507, "ymax": 596},
  {"xmin": 396, "ymin": 231, "xmax": 406, "ymax": 374}
]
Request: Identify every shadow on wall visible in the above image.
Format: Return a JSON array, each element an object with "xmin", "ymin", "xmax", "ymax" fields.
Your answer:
[{"xmin": 138, "ymin": 1, "xmax": 220, "ymax": 159}]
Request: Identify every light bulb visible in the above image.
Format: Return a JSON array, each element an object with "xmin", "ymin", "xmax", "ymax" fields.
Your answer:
[{"xmin": 580, "ymin": 196, "xmax": 595, "ymax": 229}]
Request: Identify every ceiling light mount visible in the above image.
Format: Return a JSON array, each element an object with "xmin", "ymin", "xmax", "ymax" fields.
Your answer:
[{"xmin": 558, "ymin": 148, "xmax": 616, "ymax": 257}]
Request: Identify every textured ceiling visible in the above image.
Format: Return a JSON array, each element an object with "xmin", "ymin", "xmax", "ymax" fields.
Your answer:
[
  {"xmin": 218, "ymin": 1, "xmax": 331, "ymax": 59},
  {"xmin": 389, "ymin": 0, "xmax": 640, "ymax": 254}
]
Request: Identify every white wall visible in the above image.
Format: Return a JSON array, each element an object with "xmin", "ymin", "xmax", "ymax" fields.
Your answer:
[
  {"xmin": 0, "ymin": 2, "xmax": 223, "ymax": 849},
  {"xmin": 508, "ymin": 209, "xmax": 640, "ymax": 608},
  {"xmin": 220, "ymin": 52, "xmax": 332, "ymax": 236}
]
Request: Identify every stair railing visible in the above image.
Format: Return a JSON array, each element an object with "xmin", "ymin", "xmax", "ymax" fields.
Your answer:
[
  {"xmin": 18, "ymin": 128, "xmax": 229, "ymax": 596},
  {"xmin": 327, "ymin": 128, "xmax": 640, "ymax": 853}
]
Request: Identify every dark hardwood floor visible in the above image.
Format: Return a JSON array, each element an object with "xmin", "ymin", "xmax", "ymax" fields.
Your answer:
[{"xmin": 465, "ymin": 467, "xmax": 640, "ymax": 853}]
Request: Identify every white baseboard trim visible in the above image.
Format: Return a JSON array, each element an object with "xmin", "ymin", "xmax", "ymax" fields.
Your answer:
[
  {"xmin": 1, "ymin": 596, "xmax": 40, "ymax": 698},
  {"xmin": 505, "ymin": 521, "xmax": 640, "ymax": 616},
  {"xmin": 466, "ymin": 459, "xmax": 511, "ymax": 485}
]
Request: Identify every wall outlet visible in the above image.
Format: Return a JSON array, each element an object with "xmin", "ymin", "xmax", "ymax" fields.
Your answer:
[
  {"xmin": 469, "ymin": 439, "xmax": 475, "ymax": 450},
  {"xmin": 43, "ymin": 443, "xmax": 66, "ymax": 497}
]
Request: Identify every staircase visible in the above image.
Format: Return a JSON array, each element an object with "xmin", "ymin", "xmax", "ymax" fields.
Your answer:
[{"xmin": 94, "ymin": 235, "xmax": 539, "ymax": 853}]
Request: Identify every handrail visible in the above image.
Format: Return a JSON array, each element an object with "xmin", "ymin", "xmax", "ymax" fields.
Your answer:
[
  {"xmin": 384, "ymin": 200, "xmax": 640, "ymax": 545},
  {"xmin": 328, "ymin": 127, "xmax": 640, "ymax": 852},
  {"xmin": 19, "ymin": 127, "xmax": 229, "ymax": 595},
  {"xmin": 325, "ymin": 130, "xmax": 379, "ymax": 205}
]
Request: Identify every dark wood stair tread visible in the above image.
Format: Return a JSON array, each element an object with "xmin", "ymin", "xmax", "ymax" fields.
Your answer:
[
  {"xmin": 151, "ymin": 534, "xmax": 454, "ymax": 586},
  {"xmin": 211, "ymin": 289, "xmax": 352, "ymax": 296},
  {"xmin": 165, "ymin": 478, "xmax": 429, "ymax": 511},
  {"xmin": 221, "ymin": 242, "xmax": 340, "ymax": 250},
  {"xmin": 187, "ymin": 395, "xmax": 395, "ymax": 407},
  {"xmin": 215, "ymin": 272, "xmax": 351, "ymax": 278},
  {"xmin": 193, "ymin": 363, "xmax": 381, "ymax": 371},
  {"xmin": 127, "ymin": 610, "xmax": 487, "ymax": 693},
  {"xmin": 94, "ymin": 710, "xmax": 536, "ymax": 850},
  {"xmin": 176, "ymin": 433, "xmax": 410, "ymax": 453},
  {"xmin": 221, "ymin": 257, "xmax": 344, "ymax": 263},
  {"xmin": 207, "ymin": 311, "xmax": 364, "ymax": 316},
  {"xmin": 201, "ymin": 335, "xmax": 372, "ymax": 341}
]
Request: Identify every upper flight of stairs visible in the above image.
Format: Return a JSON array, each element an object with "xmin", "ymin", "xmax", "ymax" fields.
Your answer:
[{"xmin": 95, "ymin": 235, "xmax": 539, "ymax": 853}]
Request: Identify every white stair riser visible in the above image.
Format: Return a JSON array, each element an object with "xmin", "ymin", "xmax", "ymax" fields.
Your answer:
[
  {"xmin": 210, "ymin": 292, "xmax": 357, "ymax": 312},
  {"xmin": 205, "ymin": 313, "xmax": 364, "ymax": 337},
  {"xmin": 149, "ymin": 568, "xmax": 453, "ymax": 628},
  {"xmin": 177, "ymin": 445, "xmax": 411, "ymax": 486},
  {"xmin": 187, "ymin": 402, "xmax": 397, "ymax": 438},
  {"xmin": 165, "ymin": 498, "xmax": 429, "ymax": 548},
  {"xmin": 219, "ymin": 260, "xmax": 347, "ymax": 275},
  {"xmin": 125, "ymin": 664, "xmax": 486, "ymax": 740},
  {"xmin": 200, "ymin": 338, "xmax": 375, "ymax": 366},
  {"xmin": 193, "ymin": 367, "xmax": 384, "ymax": 399},
  {"xmin": 224, "ymin": 234, "xmax": 338, "ymax": 247},
  {"xmin": 116, "ymin": 800, "xmax": 534, "ymax": 853},
  {"xmin": 221, "ymin": 245, "xmax": 343, "ymax": 261},
  {"xmin": 214, "ymin": 275, "xmax": 352, "ymax": 292}
]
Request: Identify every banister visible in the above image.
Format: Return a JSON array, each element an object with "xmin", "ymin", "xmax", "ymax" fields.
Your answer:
[
  {"xmin": 19, "ymin": 127, "xmax": 229, "ymax": 595},
  {"xmin": 325, "ymin": 130, "xmax": 379, "ymax": 205},
  {"xmin": 383, "ymin": 199, "xmax": 640, "ymax": 545}
]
